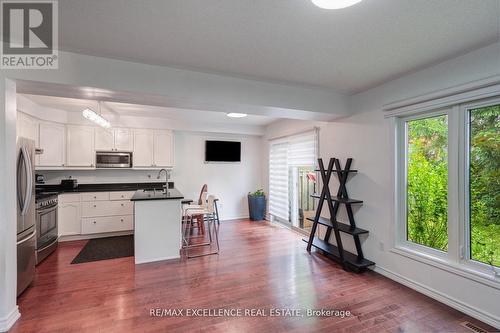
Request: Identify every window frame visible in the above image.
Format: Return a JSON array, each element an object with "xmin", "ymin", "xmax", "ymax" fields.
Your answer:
[
  {"xmin": 393, "ymin": 97, "xmax": 500, "ymax": 288},
  {"xmin": 461, "ymin": 97, "xmax": 500, "ymax": 275},
  {"xmin": 396, "ymin": 108, "xmax": 452, "ymax": 260}
]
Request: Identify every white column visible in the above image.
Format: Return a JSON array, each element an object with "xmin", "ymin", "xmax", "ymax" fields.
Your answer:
[{"xmin": 0, "ymin": 79, "xmax": 21, "ymax": 331}]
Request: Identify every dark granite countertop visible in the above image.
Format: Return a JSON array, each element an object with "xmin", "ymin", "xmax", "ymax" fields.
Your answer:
[
  {"xmin": 36, "ymin": 182, "xmax": 174, "ymax": 194},
  {"xmin": 131, "ymin": 188, "xmax": 184, "ymax": 201}
]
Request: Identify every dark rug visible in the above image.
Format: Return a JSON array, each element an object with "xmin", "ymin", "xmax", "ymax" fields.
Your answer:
[{"xmin": 71, "ymin": 235, "xmax": 134, "ymax": 264}]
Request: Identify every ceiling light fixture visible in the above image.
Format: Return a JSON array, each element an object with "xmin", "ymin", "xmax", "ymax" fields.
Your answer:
[
  {"xmin": 227, "ymin": 113, "xmax": 248, "ymax": 118},
  {"xmin": 311, "ymin": 0, "xmax": 363, "ymax": 9},
  {"xmin": 82, "ymin": 101, "xmax": 111, "ymax": 128}
]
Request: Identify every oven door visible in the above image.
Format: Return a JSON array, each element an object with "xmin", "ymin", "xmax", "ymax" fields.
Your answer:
[
  {"xmin": 36, "ymin": 205, "xmax": 58, "ymax": 249},
  {"xmin": 96, "ymin": 152, "xmax": 132, "ymax": 168}
]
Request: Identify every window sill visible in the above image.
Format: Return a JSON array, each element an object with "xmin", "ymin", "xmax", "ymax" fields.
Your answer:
[{"xmin": 390, "ymin": 246, "xmax": 500, "ymax": 290}]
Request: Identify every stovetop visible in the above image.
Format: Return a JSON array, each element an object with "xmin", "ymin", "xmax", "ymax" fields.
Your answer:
[{"xmin": 35, "ymin": 191, "xmax": 58, "ymax": 202}]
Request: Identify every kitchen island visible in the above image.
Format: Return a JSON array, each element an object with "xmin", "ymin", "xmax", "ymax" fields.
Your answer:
[{"xmin": 131, "ymin": 188, "xmax": 184, "ymax": 264}]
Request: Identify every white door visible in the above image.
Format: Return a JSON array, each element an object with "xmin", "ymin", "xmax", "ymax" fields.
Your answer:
[
  {"xmin": 153, "ymin": 130, "xmax": 174, "ymax": 167},
  {"xmin": 114, "ymin": 128, "xmax": 133, "ymax": 151},
  {"xmin": 94, "ymin": 127, "xmax": 114, "ymax": 151},
  {"xmin": 39, "ymin": 122, "xmax": 66, "ymax": 167},
  {"xmin": 133, "ymin": 129, "xmax": 154, "ymax": 167},
  {"xmin": 67, "ymin": 125, "xmax": 95, "ymax": 167},
  {"xmin": 58, "ymin": 203, "xmax": 80, "ymax": 236}
]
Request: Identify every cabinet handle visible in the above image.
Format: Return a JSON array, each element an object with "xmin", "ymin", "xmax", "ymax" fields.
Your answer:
[
  {"xmin": 121, "ymin": 195, "xmax": 124, "ymax": 198},
  {"xmin": 94, "ymin": 196, "xmax": 97, "ymax": 199},
  {"xmin": 120, "ymin": 219, "xmax": 124, "ymax": 222},
  {"xmin": 93, "ymin": 221, "xmax": 96, "ymax": 224},
  {"xmin": 93, "ymin": 204, "xmax": 96, "ymax": 207},
  {"xmin": 121, "ymin": 203, "xmax": 124, "ymax": 206}
]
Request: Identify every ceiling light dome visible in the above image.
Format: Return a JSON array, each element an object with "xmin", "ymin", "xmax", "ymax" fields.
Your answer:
[
  {"xmin": 311, "ymin": 0, "xmax": 363, "ymax": 9},
  {"xmin": 227, "ymin": 113, "xmax": 248, "ymax": 118}
]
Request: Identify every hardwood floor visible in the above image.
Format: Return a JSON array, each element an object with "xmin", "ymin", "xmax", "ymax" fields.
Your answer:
[{"xmin": 11, "ymin": 220, "xmax": 494, "ymax": 333}]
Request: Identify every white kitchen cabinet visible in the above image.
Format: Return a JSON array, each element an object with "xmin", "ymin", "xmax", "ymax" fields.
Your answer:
[
  {"xmin": 114, "ymin": 129, "xmax": 133, "ymax": 151},
  {"xmin": 67, "ymin": 125, "xmax": 95, "ymax": 167},
  {"xmin": 133, "ymin": 129, "xmax": 154, "ymax": 167},
  {"xmin": 17, "ymin": 112, "xmax": 39, "ymax": 142},
  {"xmin": 17, "ymin": 113, "xmax": 40, "ymax": 165},
  {"xmin": 81, "ymin": 200, "xmax": 134, "ymax": 217},
  {"xmin": 38, "ymin": 121, "xmax": 66, "ymax": 167},
  {"xmin": 58, "ymin": 202, "xmax": 81, "ymax": 236},
  {"xmin": 95, "ymin": 128, "xmax": 133, "ymax": 152},
  {"xmin": 94, "ymin": 128, "xmax": 114, "ymax": 151},
  {"xmin": 81, "ymin": 215, "xmax": 133, "ymax": 234},
  {"xmin": 154, "ymin": 130, "xmax": 174, "ymax": 167}
]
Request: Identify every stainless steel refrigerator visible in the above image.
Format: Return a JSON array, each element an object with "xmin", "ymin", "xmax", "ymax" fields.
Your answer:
[{"xmin": 17, "ymin": 137, "xmax": 36, "ymax": 296}]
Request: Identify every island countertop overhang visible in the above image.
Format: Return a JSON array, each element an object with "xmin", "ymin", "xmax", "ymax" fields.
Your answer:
[{"xmin": 131, "ymin": 188, "xmax": 184, "ymax": 201}]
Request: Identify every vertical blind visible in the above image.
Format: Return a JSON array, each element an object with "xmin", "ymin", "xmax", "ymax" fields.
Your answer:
[{"xmin": 268, "ymin": 130, "xmax": 318, "ymax": 222}]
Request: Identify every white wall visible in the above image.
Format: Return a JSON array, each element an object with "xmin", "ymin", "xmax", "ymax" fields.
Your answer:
[
  {"xmin": 263, "ymin": 42, "xmax": 500, "ymax": 327},
  {"xmin": 174, "ymin": 131, "xmax": 263, "ymax": 220}
]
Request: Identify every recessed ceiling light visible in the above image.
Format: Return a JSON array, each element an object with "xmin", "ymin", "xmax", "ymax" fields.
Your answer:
[
  {"xmin": 227, "ymin": 113, "xmax": 248, "ymax": 118},
  {"xmin": 311, "ymin": 0, "xmax": 363, "ymax": 9}
]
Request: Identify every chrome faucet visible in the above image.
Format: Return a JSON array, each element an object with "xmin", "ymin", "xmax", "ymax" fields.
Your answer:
[{"xmin": 156, "ymin": 169, "xmax": 171, "ymax": 193}]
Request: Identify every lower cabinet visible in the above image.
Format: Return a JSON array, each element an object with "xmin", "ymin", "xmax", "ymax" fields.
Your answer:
[
  {"xmin": 81, "ymin": 215, "xmax": 133, "ymax": 234},
  {"xmin": 58, "ymin": 191, "xmax": 135, "ymax": 238},
  {"xmin": 58, "ymin": 202, "xmax": 81, "ymax": 236}
]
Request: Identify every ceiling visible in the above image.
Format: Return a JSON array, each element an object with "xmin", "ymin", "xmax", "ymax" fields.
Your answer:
[
  {"xmin": 20, "ymin": 94, "xmax": 278, "ymax": 126},
  {"xmin": 58, "ymin": 0, "xmax": 500, "ymax": 93}
]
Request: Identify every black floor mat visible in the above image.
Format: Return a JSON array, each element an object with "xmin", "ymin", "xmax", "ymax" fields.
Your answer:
[{"xmin": 71, "ymin": 235, "xmax": 134, "ymax": 264}]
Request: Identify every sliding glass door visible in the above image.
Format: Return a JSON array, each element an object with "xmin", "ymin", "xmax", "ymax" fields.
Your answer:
[{"xmin": 269, "ymin": 130, "xmax": 318, "ymax": 233}]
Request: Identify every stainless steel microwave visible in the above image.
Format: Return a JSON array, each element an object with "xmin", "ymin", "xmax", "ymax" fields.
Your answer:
[{"xmin": 96, "ymin": 152, "xmax": 132, "ymax": 168}]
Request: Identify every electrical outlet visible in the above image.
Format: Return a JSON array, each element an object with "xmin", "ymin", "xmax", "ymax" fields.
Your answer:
[{"xmin": 379, "ymin": 241, "xmax": 385, "ymax": 252}]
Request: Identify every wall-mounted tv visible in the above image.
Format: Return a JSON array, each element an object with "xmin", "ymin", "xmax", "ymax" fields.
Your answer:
[{"xmin": 205, "ymin": 140, "xmax": 241, "ymax": 162}]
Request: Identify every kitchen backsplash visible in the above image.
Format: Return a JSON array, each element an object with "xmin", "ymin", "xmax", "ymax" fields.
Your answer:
[{"xmin": 39, "ymin": 169, "xmax": 174, "ymax": 185}]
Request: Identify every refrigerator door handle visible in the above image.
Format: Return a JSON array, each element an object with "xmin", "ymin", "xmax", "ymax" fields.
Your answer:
[
  {"xmin": 21, "ymin": 146, "xmax": 33, "ymax": 216},
  {"xmin": 16, "ymin": 230, "xmax": 36, "ymax": 245}
]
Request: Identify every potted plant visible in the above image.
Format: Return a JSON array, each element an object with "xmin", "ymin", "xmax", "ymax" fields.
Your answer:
[{"xmin": 248, "ymin": 189, "xmax": 266, "ymax": 221}]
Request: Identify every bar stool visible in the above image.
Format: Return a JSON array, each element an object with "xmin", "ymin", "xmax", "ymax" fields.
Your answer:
[{"xmin": 182, "ymin": 195, "xmax": 220, "ymax": 259}]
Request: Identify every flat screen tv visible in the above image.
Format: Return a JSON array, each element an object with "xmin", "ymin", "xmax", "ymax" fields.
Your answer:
[{"xmin": 205, "ymin": 140, "xmax": 241, "ymax": 162}]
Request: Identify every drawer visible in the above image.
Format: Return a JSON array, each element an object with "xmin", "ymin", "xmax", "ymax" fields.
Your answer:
[
  {"xmin": 81, "ymin": 215, "xmax": 133, "ymax": 234},
  {"xmin": 81, "ymin": 192, "xmax": 110, "ymax": 202},
  {"xmin": 109, "ymin": 191, "xmax": 135, "ymax": 201},
  {"xmin": 81, "ymin": 200, "xmax": 134, "ymax": 217},
  {"xmin": 58, "ymin": 193, "xmax": 81, "ymax": 203}
]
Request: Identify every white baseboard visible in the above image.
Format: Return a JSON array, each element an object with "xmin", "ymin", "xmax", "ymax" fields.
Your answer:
[
  {"xmin": 135, "ymin": 255, "xmax": 179, "ymax": 265},
  {"xmin": 221, "ymin": 215, "xmax": 249, "ymax": 221},
  {"xmin": 0, "ymin": 306, "xmax": 20, "ymax": 332},
  {"xmin": 58, "ymin": 230, "xmax": 133, "ymax": 242},
  {"xmin": 372, "ymin": 265, "xmax": 500, "ymax": 329}
]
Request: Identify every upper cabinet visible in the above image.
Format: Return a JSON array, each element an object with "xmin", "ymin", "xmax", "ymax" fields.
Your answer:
[
  {"xmin": 114, "ymin": 129, "xmax": 133, "ymax": 151},
  {"xmin": 39, "ymin": 121, "xmax": 66, "ymax": 167},
  {"xmin": 154, "ymin": 130, "xmax": 174, "ymax": 167},
  {"xmin": 23, "ymin": 111, "xmax": 173, "ymax": 170},
  {"xmin": 133, "ymin": 129, "xmax": 174, "ymax": 168},
  {"xmin": 133, "ymin": 129, "xmax": 154, "ymax": 167},
  {"xmin": 17, "ymin": 112, "xmax": 39, "ymax": 143},
  {"xmin": 94, "ymin": 128, "xmax": 114, "ymax": 151},
  {"xmin": 66, "ymin": 125, "xmax": 95, "ymax": 167},
  {"xmin": 95, "ymin": 128, "xmax": 133, "ymax": 152}
]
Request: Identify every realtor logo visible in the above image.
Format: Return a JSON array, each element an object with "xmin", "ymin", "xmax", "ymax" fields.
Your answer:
[{"xmin": 1, "ymin": 0, "xmax": 58, "ymax": 68}]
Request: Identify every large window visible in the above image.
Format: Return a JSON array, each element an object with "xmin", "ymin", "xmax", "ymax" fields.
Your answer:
[
  {"xmin": 406, "ymin": 115, "xmax": 448, "ymax": 251},
  {"xmin": 468, "ymin": 104, "xmax": 500, "ymax": 267},
  {"xmin": 396, "ymin": 95, "xmax": 500, "ymax": 279}
]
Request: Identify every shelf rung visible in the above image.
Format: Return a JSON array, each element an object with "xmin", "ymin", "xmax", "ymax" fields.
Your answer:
[
  {"xmin": 311, "ymin": 194, "xmax": 363, "ymax": 204},
  {"xmin": 306, "ymin": 217, "xmax": 368, "ymax": 235},
  {"xmin": 314, "ymin": 169, "xmax": 357, "ymax": 173},
  {"xmin": 303, "ymin": 237, "xmax": 374, "ymax": 270}
]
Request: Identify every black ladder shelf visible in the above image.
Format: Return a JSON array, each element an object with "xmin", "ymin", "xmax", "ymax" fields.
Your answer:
[{"xmin": 303, "ymin": 157, "xmax": 375, "ymax": 273}]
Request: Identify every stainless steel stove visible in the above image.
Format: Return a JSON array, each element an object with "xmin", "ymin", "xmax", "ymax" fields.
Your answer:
[{"xmin": 35, "ymin": 191, "xmax": 58, "ymax": 264}]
